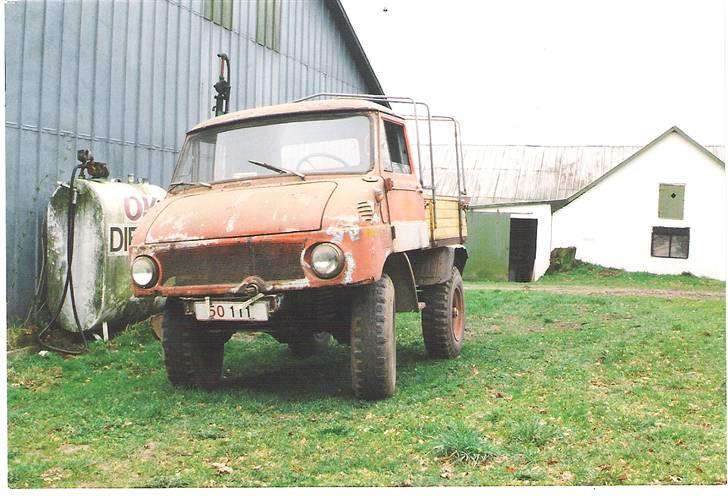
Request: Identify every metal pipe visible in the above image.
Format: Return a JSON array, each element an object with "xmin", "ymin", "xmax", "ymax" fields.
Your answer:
[
  {"xmin": 452, "ymin": 118, "xmax": 463, "ymax": 242},
  {"xmin": 456, "ymin": 120, "xmax": 466, "ymax": 195},
  {"xmin": 296, "ymin": 93, "xmax": 444, "ymax": 236},
  {"xmin": 400, "ymin": 114, "xmax": 466, "ymax": 194},
  {"xmin": 213, "ymin": 53, "xmax": 231, "ymax": 116}
]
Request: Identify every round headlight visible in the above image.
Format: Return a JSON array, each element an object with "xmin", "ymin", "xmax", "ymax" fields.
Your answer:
[
  {"xmin": 131, "ymin": 256, "xmax": 159, "ymax": 288},
  {"xmin": 310, "ymin": 243, "xmax": 344, "ymax": 279}
]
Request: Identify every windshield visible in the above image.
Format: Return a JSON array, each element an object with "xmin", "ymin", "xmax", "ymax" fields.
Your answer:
[{"xmin": 172, "ymin": 113, "xmax": 373, "ymax": 184}]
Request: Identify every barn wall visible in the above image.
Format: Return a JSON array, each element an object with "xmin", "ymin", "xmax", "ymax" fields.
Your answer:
[
  {"xmin": 552, "ymin": 132, "xmax": 725, "ymax": 280},
  {"xmin": 5, "ymin": 0, "xmax": 378, "ymax": 320}
]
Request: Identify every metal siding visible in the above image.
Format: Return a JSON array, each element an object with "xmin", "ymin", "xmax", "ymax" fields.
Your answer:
[{"xmin": 5, "ymin": 0, "xmax": 380, "ymax": 319}]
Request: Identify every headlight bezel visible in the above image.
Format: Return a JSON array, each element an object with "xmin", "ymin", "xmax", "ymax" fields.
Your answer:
[
  {"xmin": 309, "ymin": 243, "xmax": 345, "ymax": 279},
  {"xmin": 131, "ymin": 255, "xmax": 159, "ymax": 288}
]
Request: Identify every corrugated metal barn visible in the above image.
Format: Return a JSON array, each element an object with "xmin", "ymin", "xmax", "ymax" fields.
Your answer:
[{"xmin": 5, "ymin": 0, "xmax": 383, "ymax": 320}]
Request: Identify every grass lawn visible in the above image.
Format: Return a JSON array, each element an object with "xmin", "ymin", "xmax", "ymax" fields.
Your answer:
[
  {"xmin": 537, "ymin": 261, "xmax": 726, "ymax": 291},
  {"xmin": 6, "ymin": 287, "xmax": 726, "ymax": 487}
]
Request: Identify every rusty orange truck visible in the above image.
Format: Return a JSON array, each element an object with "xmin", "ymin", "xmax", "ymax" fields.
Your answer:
[{"xmin": 129, "ymin": 94, "xmax": 468, "ymax": 399}]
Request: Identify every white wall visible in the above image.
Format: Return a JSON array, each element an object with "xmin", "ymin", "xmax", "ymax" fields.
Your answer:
[
  {"xmin": 552, "ymin": 132, "xmax": 725, "ymax": 280},
  {"xmin": 474, "ymin": 203, "xmax": 553, "ymax": 281}
]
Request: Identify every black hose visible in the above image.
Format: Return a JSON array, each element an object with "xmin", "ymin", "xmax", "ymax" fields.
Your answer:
[{"xmin": 37, "ymin": 164, "xmax": 89, "ymax": 355}]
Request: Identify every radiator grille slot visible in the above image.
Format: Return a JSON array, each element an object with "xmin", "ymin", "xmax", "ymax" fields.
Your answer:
[{"xmin": 158, "ymin": 240, "xmax": 305, "ymax": 287}]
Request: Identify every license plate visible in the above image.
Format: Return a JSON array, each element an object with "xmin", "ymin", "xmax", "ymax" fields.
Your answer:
[{"xmin": 194, "ymin": 300, "xmax": 269, "ymax": 321}]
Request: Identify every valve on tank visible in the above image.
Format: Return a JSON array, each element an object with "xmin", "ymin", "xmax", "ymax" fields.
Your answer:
[{"xmin": 77, "ymin": 149, "xmax": 109, "ymax": 179}]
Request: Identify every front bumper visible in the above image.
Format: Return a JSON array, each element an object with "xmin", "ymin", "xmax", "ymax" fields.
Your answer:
[{"xmin": 130, "ymin": 224, "xmax": 392, "ymax": 298}]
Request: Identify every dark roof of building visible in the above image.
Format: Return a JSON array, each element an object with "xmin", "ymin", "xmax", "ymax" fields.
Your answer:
[
  {"xmin": 431, "ymin": 128, "xmax": 724, "ymax": 206},
  {"xmin": 552, "ymin": 126, "xmax": 725, "ymax": 212}
]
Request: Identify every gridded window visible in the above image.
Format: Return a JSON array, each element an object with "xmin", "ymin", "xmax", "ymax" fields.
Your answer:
[
  {"xmin": 651, "ymin": 227, "xmax": 690, "ymax": 259},
  {"xmin": 204, "ymin": 0, "xmax": 233, "ymax": 30},
  {"xmin": 383, "ymin": 121, "xmax": 411, "ymax": 174},
  {"xmin": 658, "ymin": 183, "xmax": 685, "ymax": 220},
  {"xmin": 256, "ymin": 0, "xmax": 281, "ymax": 51}
]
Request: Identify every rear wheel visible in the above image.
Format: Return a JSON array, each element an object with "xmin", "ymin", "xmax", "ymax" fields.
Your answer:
[
  {"xmin": 350, "ymin": 274, "xmax": 396, "ymax": 400},
  {"xmin": 162, "ymin": 301, "xmax": 227, "ymax": 390},
  {"xmin": 420, "ymin": 267, "xmax": 465, "ymax": 358}
]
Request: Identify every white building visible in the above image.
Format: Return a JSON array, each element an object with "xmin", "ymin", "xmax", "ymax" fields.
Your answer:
[
  {"xmin": 551, "ymin": 126, "xmax": 725, "ymax": 280},
  {"xmin": 466, "ymin": 127, "xmax": 725, "ymax": 281}
]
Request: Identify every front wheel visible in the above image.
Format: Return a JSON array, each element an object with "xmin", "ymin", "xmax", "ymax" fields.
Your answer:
[
  {"xmin": 350, "ymin": 274, "xmax": 396, "ymax": 400},
  {"xmin": 161, "ymin": 301, "xmax": 227, "ymax": 390},
  {"xmin": 420, "ymin": 267, "xmax": 465, "ymax": 359}
]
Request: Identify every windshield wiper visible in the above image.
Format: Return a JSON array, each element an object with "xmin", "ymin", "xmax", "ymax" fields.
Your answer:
[
  {"xmin": 168, "ymin": 181, "xmax": 212, "ymax": 193},
  {"xmin": 248, "ymin": 160, "xmax": 305, "ymax": 180}
]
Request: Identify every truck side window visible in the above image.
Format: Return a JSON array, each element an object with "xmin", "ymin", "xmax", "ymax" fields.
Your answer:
[{"xmin": 384, "ymin": 121, "xmax": 411, "ymax": 174}]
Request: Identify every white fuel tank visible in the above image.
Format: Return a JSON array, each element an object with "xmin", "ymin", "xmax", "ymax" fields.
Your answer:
[{"xmin": 46, "ymin": 177, "xmax": 167, "ymax": 333}]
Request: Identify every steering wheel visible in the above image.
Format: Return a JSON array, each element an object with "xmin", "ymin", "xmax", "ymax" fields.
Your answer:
[{"xmin": 296, "ymin": 153, "xmax": 349, "ymax": 172}]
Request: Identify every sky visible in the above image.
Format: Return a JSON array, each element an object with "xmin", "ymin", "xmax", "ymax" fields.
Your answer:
[{"xmin": 341, "ymin": 0, "xmax": 726, "ymax": 146}]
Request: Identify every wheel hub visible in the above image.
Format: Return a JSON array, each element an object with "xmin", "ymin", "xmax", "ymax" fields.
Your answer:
[{"xmin": 451, "ymin": 286, "xmax": 465, "ymax": 342}]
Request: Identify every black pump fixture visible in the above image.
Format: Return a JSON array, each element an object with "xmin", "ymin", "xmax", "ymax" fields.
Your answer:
[
  {"xmin": 76, "ymin": 149, "xmax": 109, "ymax": 179},
  {"xmin": 213, "ymin": 53, "xmax": 230, "ymax": 116}
]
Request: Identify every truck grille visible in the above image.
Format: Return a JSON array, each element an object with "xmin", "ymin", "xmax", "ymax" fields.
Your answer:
[{"xmin": 158, "ymin": 240, "xmax": 305, "ymax": 287}]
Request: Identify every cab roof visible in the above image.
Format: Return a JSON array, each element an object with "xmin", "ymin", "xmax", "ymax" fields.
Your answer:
[{"xmin": 190, "ymin": 99, "xmax": 401, "ymax": 133}]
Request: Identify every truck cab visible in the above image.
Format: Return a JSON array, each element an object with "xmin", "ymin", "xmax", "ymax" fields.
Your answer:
[{"xmin": 129, "ymin": 95, "xmax": 468, "ymax": 399}]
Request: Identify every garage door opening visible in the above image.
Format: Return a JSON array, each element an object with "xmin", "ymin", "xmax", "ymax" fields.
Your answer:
[{"xmin": 509, "ymin": 218, "xmax": 538, "ymax": 282}]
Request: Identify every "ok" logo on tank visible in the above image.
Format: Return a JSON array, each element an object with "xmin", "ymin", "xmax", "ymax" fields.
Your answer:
[{"xmin": 124, "ymin": 195, "xmax": 159, "ymax": 221}]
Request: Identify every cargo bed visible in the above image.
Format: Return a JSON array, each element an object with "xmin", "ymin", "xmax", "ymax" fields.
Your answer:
[{"xmin": 425, "ymin": 196, "xmax": 467, "ymax": 245}]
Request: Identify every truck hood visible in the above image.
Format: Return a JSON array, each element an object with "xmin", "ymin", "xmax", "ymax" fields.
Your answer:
[{"xmin": 145, "ymin": 181, "xmax": 337, "ymax": 243}]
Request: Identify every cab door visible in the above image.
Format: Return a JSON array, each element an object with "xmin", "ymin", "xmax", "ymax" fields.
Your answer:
[{"xmin": 380, "ymin": 117, "xmax": 429, "ymax": 252}]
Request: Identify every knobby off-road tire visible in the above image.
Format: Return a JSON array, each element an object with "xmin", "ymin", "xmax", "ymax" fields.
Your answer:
[
  {"xmin": 420, "ymin": 267, "xmax": 465, "ymax": 359},
  {"xmin": 350, "ymin": 274, "xmax": 396, "ymax": 400},
  {"xmin": 288, "ymin": 331, "xmax": 332, "ymax": 357},
  {"xmin": 162, "ymin": 301, "xmax": 227, "ymax": 390}
]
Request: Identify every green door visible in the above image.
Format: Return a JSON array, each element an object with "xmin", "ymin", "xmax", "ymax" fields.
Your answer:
[{"xmin": 464, "ymin": 211, "xmax": 511, "ymax": 281}]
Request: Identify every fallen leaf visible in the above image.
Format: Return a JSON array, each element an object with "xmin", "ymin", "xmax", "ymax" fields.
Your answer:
[
  {"xmin": 41, "ymin": 467, "xmax": 67, "ymax": 482},
  {"xmin": 546, "ymin": 459, "xmax": 558, "ymax": 466},
  {"xmin": 211, "ymin": 462, "xmax": 234, "ymax": 475},
  {"xmin": 559, "ymin": 471, "xmax": 574, "ymax": 483},
  {"xmin": 58, "ymin": 444, "xmax": 89, "ymax": 455},
  {"xmin": 440, "ymin": 461, "xmax": 453, "ymax": 479}
]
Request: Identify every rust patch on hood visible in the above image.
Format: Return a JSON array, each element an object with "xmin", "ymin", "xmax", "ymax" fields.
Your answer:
[{"xmin": 146, "ymin": 181, "xmax": 337, "ymax": 243}]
